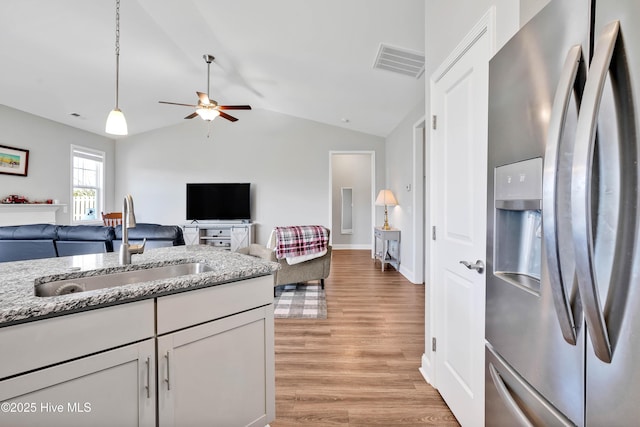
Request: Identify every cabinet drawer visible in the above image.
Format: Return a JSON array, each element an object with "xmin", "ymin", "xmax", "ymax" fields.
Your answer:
[
  {"xmin": 204, "ymin": 228, "xmax": 230, "ymax": 238},
  {"xmin": 0, "ymin": 339, "xmax": 156, "ymax": 427},
  {"xmin": 156, "ymin": 275, "xmax": 273, "ymax": 335},
  {"xmin": 0, "ymin": 300, "xmax": 155, "ymax": 380},
  {"xmin": 207, "ymin": 239, "xmax": 231, "ymax": 248}
]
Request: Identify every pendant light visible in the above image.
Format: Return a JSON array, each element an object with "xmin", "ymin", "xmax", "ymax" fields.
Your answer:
[{"xmin": 105, "ymin": 0, "xmax": 128, "ymax": 135}]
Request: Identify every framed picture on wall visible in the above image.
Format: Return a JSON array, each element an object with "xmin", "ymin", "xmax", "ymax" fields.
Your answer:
[{"xmin": 0, "ymin": 144, "xmax": 29, "ymax": 177}]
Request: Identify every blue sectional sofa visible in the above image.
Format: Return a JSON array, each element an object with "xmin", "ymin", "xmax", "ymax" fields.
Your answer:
[
  {"xmin": 56, "ymin": 225, "xmax": 116, "ymax": 256},
  {"xmin": 114, "ymin": 223, "xmax": 185, "ymax": 251},
  {"xmin": 0, "ymin": 223, "xmax": 184, "ymax": 263},
  {"xmin": 0, "ymin": 224, "xmax": 59, "ymax": 262}
]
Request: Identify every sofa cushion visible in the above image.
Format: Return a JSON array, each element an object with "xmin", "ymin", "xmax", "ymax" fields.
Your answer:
[
  {"xmin": 114, "ymin": 223, "xmax": 185, "ymax": 245},
  {"xmin": 55, "ymin": 241, "xmax": 111, "ymax": 257},
  {"xmin": 0, "ymin": 224, "xmax": 58, "ymax": 240},
  {"xmin": 0, "ymin": 241, "xmax": 58, "ymax": 262},
  {"xmin": 57, "ymin": 225, "xmax": 116, "ymax": 242}
]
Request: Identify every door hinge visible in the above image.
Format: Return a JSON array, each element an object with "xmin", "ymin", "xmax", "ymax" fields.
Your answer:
[
  {"xmin": 432, "ymin": 337, "xmax": 437, "ymax": 352},
  {"xmin": 432, "ymin": 115, "xmax": 437, "ymax": 130},
  {"xmin": 432, "ymin": 226, "xmax": 436, "ymax": 241}
]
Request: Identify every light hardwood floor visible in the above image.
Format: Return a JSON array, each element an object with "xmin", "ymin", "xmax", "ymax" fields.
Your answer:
[{"xmin": 271, "ymin": 249, "xmax": 459, "ymax": 426}]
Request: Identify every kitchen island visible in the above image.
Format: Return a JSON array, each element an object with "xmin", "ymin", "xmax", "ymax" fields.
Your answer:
[{"xmin": 0, "ymin": 245, "xmax": 278, "ymax": 427}]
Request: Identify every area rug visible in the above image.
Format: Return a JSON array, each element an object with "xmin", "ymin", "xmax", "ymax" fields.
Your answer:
[{"xmin": 274, "ymin": 283, "xmax": 327, "ymax": 319}]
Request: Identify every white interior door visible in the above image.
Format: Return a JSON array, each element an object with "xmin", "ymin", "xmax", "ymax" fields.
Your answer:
[{"xmin": 430, "ymin": 16, "xmax": 491, "ymax": 427}]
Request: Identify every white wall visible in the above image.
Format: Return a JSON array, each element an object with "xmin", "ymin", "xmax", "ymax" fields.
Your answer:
[
  {"xmin": 425, "ymin": 1, "xmax": 519, "ymax": 80},
  {"xmin": 384, "ymin": 99, "xmax": 426, "ymax": 282},
  {"xmin": 520, "ymin": 0, "xmax": 551, "ymax": 25},
  {"xmin": 0, "ymin": 105, "xmax": 116, "ymax": 224},
  {"xmin": 115, "ymin": 108, "xmax": 385, "ymax": 245}
]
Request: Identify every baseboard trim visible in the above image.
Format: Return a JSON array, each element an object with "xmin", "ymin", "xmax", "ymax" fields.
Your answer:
[
  {"xmin": 331, "ymin": 244, "xmax": 372, "ymax": 250},
  {"xmin": 399, "ymin": 265, "xmax": 424, "ymax": 284},
  {"xmin": 419, "ymin": 353, "xmax": 435, "ymax": 386}
]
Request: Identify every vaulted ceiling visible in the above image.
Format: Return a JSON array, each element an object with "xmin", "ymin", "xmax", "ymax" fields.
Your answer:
[{"xmin": 0, "ymin": 0, "xmax": 425, "ymax": 138}]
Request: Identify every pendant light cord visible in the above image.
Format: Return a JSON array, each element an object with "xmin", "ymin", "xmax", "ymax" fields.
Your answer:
[{"xmin": 114, "ymin": 0, "xmax": 121, "ymax": 109}]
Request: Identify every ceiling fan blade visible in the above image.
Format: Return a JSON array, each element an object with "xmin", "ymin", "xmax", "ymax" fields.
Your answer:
[
  {"xmin": 218, "ymin": 105, "xmax": 252, "ymax": 110},
  {"xmin": 219, "ymin": 111, "xmax": 239, "ymax": 122},
  {"xmin": 184, "ymin": 112, "xmax": 198, "ymax": 119},
  {"xmin": 197, "ymin": 92, "xmax": 211, "ymax": 105},
  {"xmin": 159, "ymin": 101, "xmax": 198, "ymax": 107}
]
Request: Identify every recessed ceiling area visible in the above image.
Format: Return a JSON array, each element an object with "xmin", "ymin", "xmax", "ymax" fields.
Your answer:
[{"xmin": 0, "ymin": 0, "xmax": 425, "ymax": 138}]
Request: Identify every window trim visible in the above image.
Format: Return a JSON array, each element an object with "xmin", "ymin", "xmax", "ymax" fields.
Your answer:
[{"xmin": 71, "ymin": 145, "xmax": 106, "ymax": 225}]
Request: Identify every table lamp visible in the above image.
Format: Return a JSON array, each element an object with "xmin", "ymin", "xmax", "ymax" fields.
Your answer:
[{"xmin": 375, "ymin": 189, "xmax": 398, "ymax": 230}]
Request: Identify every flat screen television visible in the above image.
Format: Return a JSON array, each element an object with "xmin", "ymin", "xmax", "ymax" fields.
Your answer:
[{"xmin": 186, "ymin": 183, "xmax": 251, "ymax": 221}]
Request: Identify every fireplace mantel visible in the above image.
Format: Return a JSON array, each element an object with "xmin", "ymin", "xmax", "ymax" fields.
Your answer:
[{"xmin": 0, "ymin": 204, "xmax": 66, "ymax": 227}]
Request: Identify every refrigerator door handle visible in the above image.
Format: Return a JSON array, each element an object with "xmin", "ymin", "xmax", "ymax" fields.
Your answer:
[
  {"xmin": 489, "ymin": 363, "xmax": 535, "ymax": 427},
  {"xmin": 571, "ymin": 21, "xmax": 620, "ymax": 364},
  {"xmin": 487, "ymin": 345, "xmax": 576, "ymax": 427},
  {"xmin": 542, "ymin": 44, "xmax": 583, "ymax": 346}
]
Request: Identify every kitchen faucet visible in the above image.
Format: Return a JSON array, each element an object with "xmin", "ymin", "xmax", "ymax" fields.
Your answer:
[{"xmin": 119, "ymin": 194, "xmax": 145, "ymax": 265}]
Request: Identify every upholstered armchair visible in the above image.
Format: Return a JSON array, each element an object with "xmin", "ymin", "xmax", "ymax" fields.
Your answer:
[{"xmin": 237, "ymin": 227, "xmax": 332, "ymax": 294}]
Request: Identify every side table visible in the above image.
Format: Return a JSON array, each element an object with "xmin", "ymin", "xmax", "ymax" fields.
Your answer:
[{"xmin": 373, "ymin": 227, "xmax": 400, "ymax": 272}]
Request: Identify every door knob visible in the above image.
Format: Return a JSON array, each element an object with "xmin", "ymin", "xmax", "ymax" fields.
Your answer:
[{"xmin": 460, "ymin": 260, "xmax": 484, "ymax": 274}]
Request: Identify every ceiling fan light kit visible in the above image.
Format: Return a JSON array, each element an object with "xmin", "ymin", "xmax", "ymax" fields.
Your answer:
[
  {"xmin": 105, "ymin": 0, "xmax": 128, "ymax": 136},
  {"xmin": 159, "ymin": 54, "xmax": 251, "ymax": 124},
  {"xmin": 196, "ymin": 108, "xmax": 220, "ymax": 121}
]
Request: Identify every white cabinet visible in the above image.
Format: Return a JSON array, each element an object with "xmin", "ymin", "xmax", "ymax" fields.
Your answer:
[
  {"xmin": 0, "ymin": 300, "xmax": 155, "ymax": 427},
  {"xmin": 183, "ymin": 222, "xmax": 254, "ymax": 251},
  {"xmin": 0, "ymin": 339, "xmax": 155, "ymax": 427},
  {"xmin": 157, "ymin": 306, "xmax": 274, "ymax": 427},
  {"xmin": 156, "ymin": 275, "xmax": 275, "ymax": 426},
  {"xmin": 0, "ymin": 275, "xmax": 274, "ymax": 427}
]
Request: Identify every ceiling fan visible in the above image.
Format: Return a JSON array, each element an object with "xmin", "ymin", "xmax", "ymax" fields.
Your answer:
[{"xmin": 159, "ymin": 54, "xmax": 251, "ymax": 122}]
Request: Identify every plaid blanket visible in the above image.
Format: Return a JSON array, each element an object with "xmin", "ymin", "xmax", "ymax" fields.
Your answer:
[{"xmin": 274, "ymin": 225, "xmax": 328, "ymax": 260}]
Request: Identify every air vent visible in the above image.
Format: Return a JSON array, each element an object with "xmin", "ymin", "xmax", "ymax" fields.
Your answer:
[{"xmin": 373, "ymin": 44, "xmax": 425, "ymax": 79}]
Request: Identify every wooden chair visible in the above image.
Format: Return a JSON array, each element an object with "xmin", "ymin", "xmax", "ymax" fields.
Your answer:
[{"xmin": 101, "ymin": 212, "xmax": 123, "ymax": 227}]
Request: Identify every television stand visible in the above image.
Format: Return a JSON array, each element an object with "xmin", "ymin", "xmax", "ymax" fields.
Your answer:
[{"xmin": 182, "ymin": 222, "xmax": 254, "ymax": 252}]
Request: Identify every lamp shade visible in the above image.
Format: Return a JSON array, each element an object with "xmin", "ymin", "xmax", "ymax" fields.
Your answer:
[
  {"xmin": 105, "ymin": 108, "xmax": 128, "ymax": 135},
  {"xmin": 375, "ymin": 189, "xmax": 398, "ymax": 206}
]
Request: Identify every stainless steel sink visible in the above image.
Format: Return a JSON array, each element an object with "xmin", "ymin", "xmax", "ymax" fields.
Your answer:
[{"xmin": 35, "ymin": 262, "xmax": 213, "ymax": 297}]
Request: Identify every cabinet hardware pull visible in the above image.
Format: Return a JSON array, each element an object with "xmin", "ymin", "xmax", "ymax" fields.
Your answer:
[
  {"xmin": 164, "ymin": 352, "xmax": 171, "ymax": 390},
  {"xmin": 145, "ymin": 357, "xmax": 150, "ymax": 398}
]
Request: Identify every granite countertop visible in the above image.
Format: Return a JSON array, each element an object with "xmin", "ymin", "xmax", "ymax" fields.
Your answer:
[{"xmin": 0, "ymin": 245, "xmax": 279, "ymax": 326}]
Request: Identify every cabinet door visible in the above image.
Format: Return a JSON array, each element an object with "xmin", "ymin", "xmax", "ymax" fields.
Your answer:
[
  {"xmin": 0, "ymin": 339, "xmax": 155, "ymax": 427},
  {"xmin": 230, "ymin": 226, "xmax": 249, "ymax": 251},
  {"xmin": 182, "ymin": 226, "xmax": 200, "ymax": 246},
  {"xmin": 158, "ymin": 306, "xmax": 275, "ymax": 427}
]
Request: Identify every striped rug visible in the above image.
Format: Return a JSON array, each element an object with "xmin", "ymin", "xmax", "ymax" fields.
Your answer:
[{"xmin": 274, "ymin": 283, "xmax": 327, "ymax": 319}]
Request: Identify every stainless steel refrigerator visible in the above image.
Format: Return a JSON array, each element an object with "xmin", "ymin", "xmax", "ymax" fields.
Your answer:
[{"xmin": 486, "ymin": 0, "xmax": 640, "ymax": 425}]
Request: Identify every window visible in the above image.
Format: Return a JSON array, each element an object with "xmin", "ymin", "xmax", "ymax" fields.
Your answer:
[{"xmin": 71, "ymin": 146, "xmax": 105, "ymax": 223}]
